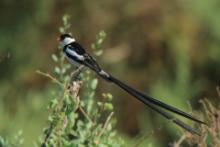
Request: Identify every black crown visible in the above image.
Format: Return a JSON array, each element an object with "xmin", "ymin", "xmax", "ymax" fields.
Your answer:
[{"xmin": 60, "ymin": 33, "xmax": 72, "ymax": 41}]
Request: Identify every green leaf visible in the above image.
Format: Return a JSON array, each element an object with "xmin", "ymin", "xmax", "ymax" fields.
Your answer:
[
  {"xmin": 91, "ymin": 43, "xmax": 96, "ymax": 50},
  {"xmin": 106, "ymin": 93, "xmax": 113, "ymax": 101},
  {"xmin": 52, "ymin": 54, "xmax": 58, "ymax": 62},
  {"xmin": 48, "ymin": 115, "xmax": 53, "ymax": 122},
  {"xmin": 94, "ymin": 50, "xmax": 103, "ymax": 56},
  {"xmin": 97, "ymin": 38, "xmax": 104, "ymax": 45},
  {"xmin": 99, "ymin": 30, "xmax": 106, "ymax": 38},
  {"xmin": 59, "ymin": 27, "xmax": 65, "ymax": 33},
  {"xmin": 91, "ymin": 79, "xmax": 98, "ymax": 89},
  {"xmin": 97, "ymin": 102, "xmax": 103, "ymax": 106},
  {"xmin": 104, "ymin": 103, "xmax": 113, "ymax": 111},
  {"xmin": 54, "ymin": 67, "xmax": 60, "ymax": 74}
]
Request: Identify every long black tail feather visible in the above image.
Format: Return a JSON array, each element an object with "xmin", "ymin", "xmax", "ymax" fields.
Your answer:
[
  {"xmin": 84, "ymin": 60, "xmax": 204, "ymax": 135},
  {"xmin": 109, "ymin": 76, "xmax": 205, "ymax": 124},
  {"xmin": 107, "ymin": 75, "xmax": 202, "ymax": 135}
]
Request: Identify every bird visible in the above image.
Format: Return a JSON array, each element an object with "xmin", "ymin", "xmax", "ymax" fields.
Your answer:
[{"xmin": 59, "ymin": 33, "xmax": 206, "ymax": 135}]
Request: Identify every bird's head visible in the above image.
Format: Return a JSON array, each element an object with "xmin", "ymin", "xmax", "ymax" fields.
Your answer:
[{"xmin": 59, "ymin": 33, "xmax": 75, "ymax": 48}]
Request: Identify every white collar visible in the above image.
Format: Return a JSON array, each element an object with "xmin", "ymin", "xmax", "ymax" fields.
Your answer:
[{"xmin": 61, "ymin": 37, "xmax": 75, "ymax": 48}]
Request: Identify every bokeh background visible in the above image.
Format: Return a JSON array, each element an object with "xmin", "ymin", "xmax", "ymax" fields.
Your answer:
[{"xmin": 0, "ymin": 0, "xmax": 220, "ymax": 146}]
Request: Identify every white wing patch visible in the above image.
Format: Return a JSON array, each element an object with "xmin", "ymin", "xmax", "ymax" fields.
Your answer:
[
  {"xmin": 66, "ymin": 48, "xmax": 85, "ymax": 60},
  {"xmin": 99, "ymin": 70, "xmax": 110, "ymax": 77}
]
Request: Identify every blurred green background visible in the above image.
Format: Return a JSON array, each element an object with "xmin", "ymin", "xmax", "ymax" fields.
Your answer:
[{"xmin": 0, "ymin": 0, "xmax": 219, "ymax": 146}]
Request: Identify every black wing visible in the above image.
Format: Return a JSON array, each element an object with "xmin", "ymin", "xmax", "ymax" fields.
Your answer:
[
  {"xmin": 67, "ymin": 42, "xmax": 102, "ymax": 72},
  {"xmin": 67, "ymin": 42, "xmax": 86, "ymax": 55},
  {"xmin": 83, "ymin": 54, "xmax": 102, "ymax": 72}
]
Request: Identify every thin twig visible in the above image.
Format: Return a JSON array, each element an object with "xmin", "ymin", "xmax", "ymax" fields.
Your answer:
[
  {"xmin": 173, "ymin": 134, "xmax": 186, "ymax": 147},
  {"xmin": 68, "ymin": 80, "xmax": 94, "ymax": 125},
  {"xmin": 70, "ymin": 65, "xmax": 85, "ymax": 81},
  {"xmin": 95, "ymin": 112, "xmax": 114, "ymax": 144},
  {"xmin": 36, "ymin": 70, "xmax": 64, "ymax": 87},
  {"xmin": 132, "ymin": 131, "xmax": 154, "ymax": 147},
  {"xmin": 78, "ymin": 106, "xmax": 95, "ymax": 125}
]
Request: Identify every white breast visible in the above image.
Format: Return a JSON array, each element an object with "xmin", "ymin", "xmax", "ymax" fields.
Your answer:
[
  {"xmin": 65, "ymin": 54, "xmax": 81, "ymax": 67},
  {"xmin": 66, "ymin": 48, "xmax": 85, "ymax": 60}
]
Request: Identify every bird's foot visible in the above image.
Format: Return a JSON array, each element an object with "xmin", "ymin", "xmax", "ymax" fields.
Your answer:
[{"xmin": 70, "ymin": 65, "xmax": 85, "ymax": 81}]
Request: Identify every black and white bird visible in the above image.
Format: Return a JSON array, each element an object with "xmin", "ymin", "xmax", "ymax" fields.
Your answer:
[{"xmin": 59, "ymin": 33, "xmax": 206, "ymax": 135}]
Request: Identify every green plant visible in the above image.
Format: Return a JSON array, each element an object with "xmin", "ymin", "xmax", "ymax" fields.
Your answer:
[
  {"xmin": 37, "ymin": 15, "xmax": 123, "ymax": 147},
  {"xmin": 173, "ymin": 87, "xmax": 220, "ymax": 147},
  {"xmin": 0, "ymin": 131, "xmax": 23, "ymax": 147}
]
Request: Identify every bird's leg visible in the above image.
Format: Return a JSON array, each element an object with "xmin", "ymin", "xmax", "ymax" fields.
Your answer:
[
  {"xmin": 70, "ymin": 65, "xmax": 85, "ymax": 81},
  {"xmin": 67, "ymin": 65, "xmax": 84, "ymax": 94}
]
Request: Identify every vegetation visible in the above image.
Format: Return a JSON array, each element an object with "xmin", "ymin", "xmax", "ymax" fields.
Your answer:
[
  {"xmin": 173, "ymin": 87, "xmax": 220, "ymax": 147},
  {"xmin": 39, "ymin": 16, "xmax": 122, "ymax": 147},
  {"xmin": 0, "ymin": 1, "xmax": 220, "ymax": 146}
]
